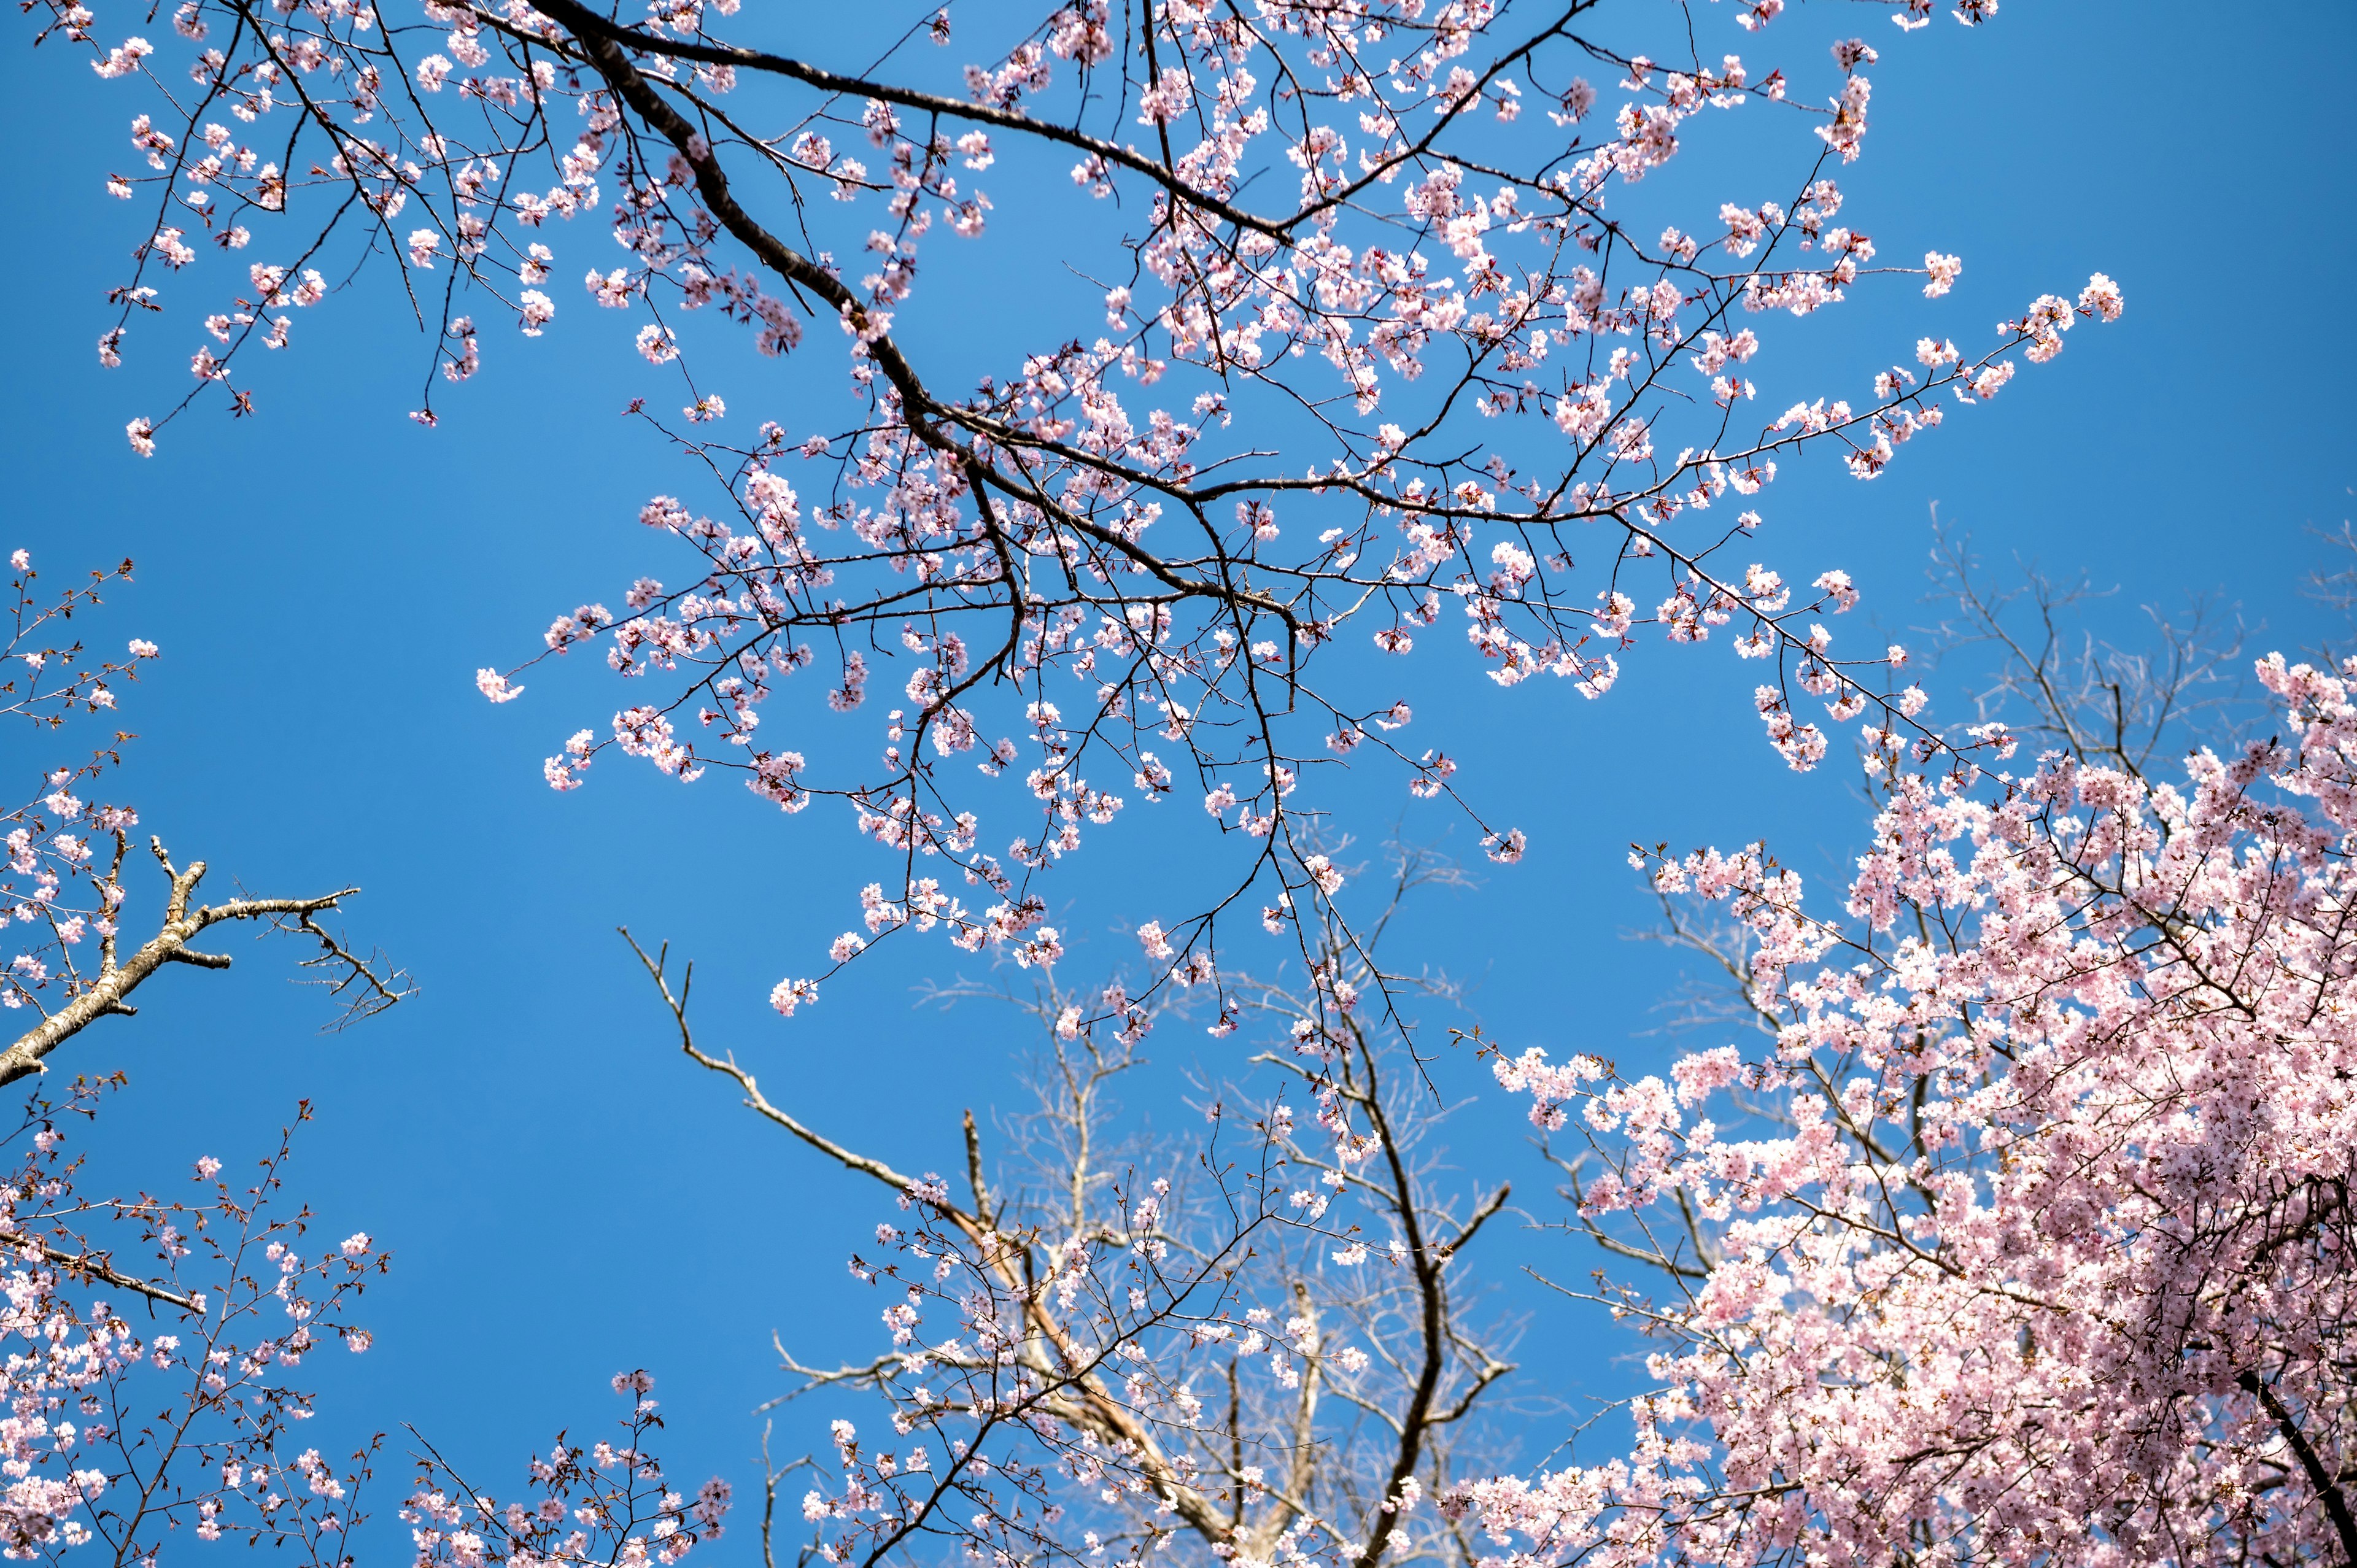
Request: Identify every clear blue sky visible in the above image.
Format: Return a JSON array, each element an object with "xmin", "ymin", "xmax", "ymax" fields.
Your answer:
[{"xmin": 2, "ymin": 0, "xmax": 2351, "ymax": 1542}]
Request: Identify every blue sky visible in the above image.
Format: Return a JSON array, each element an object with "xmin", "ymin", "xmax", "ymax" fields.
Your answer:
[{"xmin": 2, "ymin": 0, "xmax": 2352, "ymax": 1543}]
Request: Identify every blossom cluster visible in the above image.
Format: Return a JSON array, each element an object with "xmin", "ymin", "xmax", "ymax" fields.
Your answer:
[{"xmin": 402, "ymin": 1373, "xmax": 729, "ymax": 1568}]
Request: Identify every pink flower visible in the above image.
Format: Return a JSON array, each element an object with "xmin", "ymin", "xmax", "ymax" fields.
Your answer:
[
  {"xmin": 636, "ymin": 324, "xmax": 679, "ymax": 363},
  {"xmin": 474, "ymin": 668, "xmax": 524, "ymax": 703},
  {"xmin": 2078, "ymin": 271, "xmax": 2125, "ymax": 322}
]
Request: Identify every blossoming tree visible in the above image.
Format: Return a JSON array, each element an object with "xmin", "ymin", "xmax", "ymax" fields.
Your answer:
[
  {"xmin": 1473, "ymin": 655, "xmax": 2356, "ymax": 1563},
  {"xmin": 27, "ymin": 0, "xmax": 2123, "ymax": 1018}
]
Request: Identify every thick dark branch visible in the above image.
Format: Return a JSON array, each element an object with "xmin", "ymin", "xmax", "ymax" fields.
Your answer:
[
  {"xmin": 518, "ymin": 0, "xmax": 1289, "ymax": 239},
  {"xmin": 552, "ymin": 13, "xmax": 934, "ymax": 420},
  {"xmin": 2236, "ymin": 1370, "xmax": 2357, "ymax": 1564},
  {"xmin": 557, "ymin": 14, "xmax": 1302, "ymax": 669},
  {"xmin": 1350, "ymin": 1019, "xmax": 1448, "ymax": 1568}
]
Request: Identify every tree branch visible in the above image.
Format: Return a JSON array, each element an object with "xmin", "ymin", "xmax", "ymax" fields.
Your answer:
[
  {"xmin": 2236, "ymin": 1370, "xmax": 2357, "ymax": 1564},
  {"xmin": 0, "ymin": 837, "xmax": 371, "ymax": 1088}
]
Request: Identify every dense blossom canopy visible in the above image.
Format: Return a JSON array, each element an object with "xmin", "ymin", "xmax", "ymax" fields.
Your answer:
[{"xmin": 1481, "ymin": 658, "xmax": 2357, "ymax": 1562}]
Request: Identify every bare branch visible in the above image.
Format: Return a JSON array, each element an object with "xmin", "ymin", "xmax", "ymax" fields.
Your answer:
[{"xmin": 0, "ymin": 836, "xmax": 393, "ymax": 1087}]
